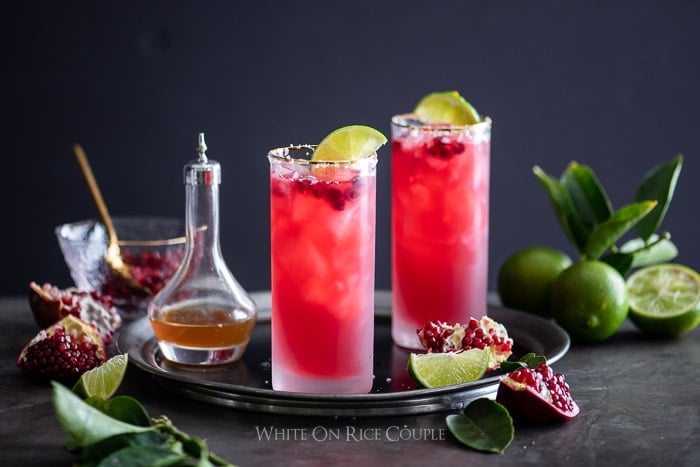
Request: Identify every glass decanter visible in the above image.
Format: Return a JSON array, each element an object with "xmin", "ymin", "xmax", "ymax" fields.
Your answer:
[{"xmin": 148, "ymin": 133, "xmax": 257, "ymax": 365}]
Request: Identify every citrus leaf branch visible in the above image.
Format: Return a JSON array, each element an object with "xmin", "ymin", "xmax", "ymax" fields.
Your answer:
[
  {"xmin": 584, "ymin": 200, "xmax": 657, "ymax": 260},
  {"xmin": 620, "ymin": 233, "xmax": 678, "ymax": 267},
  {"xmin": 533, "ymin": 166, "xmax": 589, "ymax": 254},
  {"xmin": 561, "ymin": 161, "xmax": 613, "ymax": 230},
  {"xmin": 634, "ymin": 155, "xmax": 683, "ymax": 241}
]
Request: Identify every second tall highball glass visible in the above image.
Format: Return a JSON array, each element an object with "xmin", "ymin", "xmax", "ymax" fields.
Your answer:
[{"xmin": 391, "ymin": 115, "xmax": 492, "ymax": 349}]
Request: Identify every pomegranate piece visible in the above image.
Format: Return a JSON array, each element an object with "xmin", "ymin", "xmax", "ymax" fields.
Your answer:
[
  {"xmin": 496, "ymin": 363, "xmax": 580, "ymax": 422},
  {"xmin": 29, "ymin": 282, "xmax": 121, "ymax": 345},
  {"xmin": 17, "ymin": 315, "xmax": 107, "ymax": 383},
  {"xmin": 417, "ymin": 317, "xmax": 513, "ymax": 370}
]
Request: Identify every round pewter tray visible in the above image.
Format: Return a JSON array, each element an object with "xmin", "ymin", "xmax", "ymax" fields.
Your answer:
[{"xmin": 117, "ymin": 290, "xmax": 570, "ymax": 417}]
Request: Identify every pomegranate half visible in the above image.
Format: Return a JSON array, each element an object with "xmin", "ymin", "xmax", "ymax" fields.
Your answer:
[{"xmin": 496, "ymin": 363, "xmax": 579, "ymax": 422}]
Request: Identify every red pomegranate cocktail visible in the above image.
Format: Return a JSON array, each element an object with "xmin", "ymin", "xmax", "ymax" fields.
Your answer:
[
  {"xmin": 267, "ymin": 145, "xmax": 377, "ymax": 394},
  {"xmin": 391, "ymin": 114, "xmax": 492, "ymax": 349}
]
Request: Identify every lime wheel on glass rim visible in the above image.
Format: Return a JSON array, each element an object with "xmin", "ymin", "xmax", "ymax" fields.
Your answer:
[
  {"xmin": 311, "ymin": 125, "xmax": 387, "ymax": 162},
  {"xmin": 413, "ymin": 91, "xmax": 481, "ymax": 125}
]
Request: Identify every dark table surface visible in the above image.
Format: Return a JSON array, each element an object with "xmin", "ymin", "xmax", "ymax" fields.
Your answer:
[{"xmin": 1, "ymin": 295, "xmax": 698, "ymax": 467}]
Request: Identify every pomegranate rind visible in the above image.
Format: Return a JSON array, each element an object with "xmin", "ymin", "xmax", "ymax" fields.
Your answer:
[
  {"xmin": 28, "ymin": 282, "xmax": 66, "ymax": 329},
  {"xmin": 17, "ymin": 315, "xmax": 107, "ymax": 383},
  {"xmin": 28, "ymin": 282, "xmax": 121, "ymax": 344},
  {"xmin": 496, "ymin": 374, "xmax": 580, "ymax": 423}
]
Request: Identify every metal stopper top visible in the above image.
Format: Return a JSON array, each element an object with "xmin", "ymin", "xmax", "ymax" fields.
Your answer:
[{"xmin": 184, "ymin": 132, "xmax": 221, "ymax": 185}]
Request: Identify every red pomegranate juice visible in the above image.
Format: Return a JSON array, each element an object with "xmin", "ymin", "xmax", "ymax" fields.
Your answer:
[
  {"xmin": 268, "ymin": 147, "xmax": 377, "ymax": 394},
  {"xmin": 391, "ymin": 116, "xmax": 492, "ymax": 349}
]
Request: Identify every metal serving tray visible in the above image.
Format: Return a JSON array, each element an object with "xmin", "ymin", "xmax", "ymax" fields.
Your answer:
[{"xmin": 117, "ymin": 291, "xmax": 570, "ymax": 417}]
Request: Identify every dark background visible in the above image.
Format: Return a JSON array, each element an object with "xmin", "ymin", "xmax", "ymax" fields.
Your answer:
[{"xmin": 3, "ymin": 1, "xmax": 699, "ymax": 296}]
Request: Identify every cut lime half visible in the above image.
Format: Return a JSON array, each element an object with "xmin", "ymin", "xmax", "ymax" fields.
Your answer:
[
  {"xmin": 408, "ymin": 348, "xmax": 490, "ymax": 388},
  {"xmin": 626, "ymin": 263, "xmax": 700, "ymax": 337},
  {"xmin": 311, "ymin": 125, "xmax": 387, "ymax": 162},
  {"xmin": 73, "ymin": 353, "xmax": 129, "ymax": 399},
  {"xmin": 414, "ymin": 91, "xmax": 481, "ymax": 126}
]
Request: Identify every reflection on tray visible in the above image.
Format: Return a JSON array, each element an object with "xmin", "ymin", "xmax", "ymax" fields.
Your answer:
[{"xmin": 159, "ymin": 356, "xmax": 253, "ymax": 387}]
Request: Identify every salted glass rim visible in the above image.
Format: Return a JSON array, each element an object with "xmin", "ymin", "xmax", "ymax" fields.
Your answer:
[
  {"xmin": 391, "ymin": 113, "xmax": 492, "ymax": 131},
  {"xmin": 267, "ymin": 144, "xmax": 378, "ymax": 167}
]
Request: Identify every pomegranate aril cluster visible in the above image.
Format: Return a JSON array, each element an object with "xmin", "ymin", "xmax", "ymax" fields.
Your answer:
[
  {"xmin": 511, "ymin": 363, "xmax": 576, "ymax": 413},
  {"xmin": 545, "ymin": 372, "xmax": 576, "ymax": 412},
  {"xmin": 509, "ymin": 366, "xmax": 544, "ymax": 391},
  {"xmin": 101, "ymin": 248, "xmax": 184, "ymax": 300},
  {"xmin": 417, "ymin": 318, "xmax": 513, "ymax": 354},
  {"xmin": 18, "ymin": 326, "xmax": 104, "ymax": 383},
  {"xmin": 292, "ymin": 176, "xmax": 362, "ymax": 211},
  {"xmin": 417, "ymin": 320, "xmax": 453, "ymax": 352},
  {"xmin": 417, "ymin": 317, "xmax": 514, "ymax": 371},
  {"xmin": 124, "ymin": 249, "xmax": 183, "ymax": 294},
  {"xmin": 426, "ymin": 137, "xmax": 465, "ymax": 159},
  {"xmin": 462, "ymin": 318, "xmax": 513, "ymax": 354}
]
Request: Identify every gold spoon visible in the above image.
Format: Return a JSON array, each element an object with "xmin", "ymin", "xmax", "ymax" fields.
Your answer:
[{"xmin": 72, "ymin": 144, "xmax": 150, "ymax": 295}]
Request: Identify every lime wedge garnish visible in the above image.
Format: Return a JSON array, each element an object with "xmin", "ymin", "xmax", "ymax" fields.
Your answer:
[
  {"xmin": 408, "ymin": 348, "xmax": 490, "ymax": 388},
  {"xmin": 73, "ymin": 354, "xmax": 129, "ymax": 399},
  {"xmin": 414, "ymin": 91, "xmax": 481, "ymax": 125},
  {"xmin": 626, "ymin": 263, "xmax": 700, "ymax": 337},
  {"xmin": 311, "ymin": 125, "xmax": 387, "ymax": 162}
]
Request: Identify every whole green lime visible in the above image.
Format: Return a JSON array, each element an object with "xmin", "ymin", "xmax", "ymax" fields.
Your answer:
[
  {"xmin": 497, "ymin": 246, "xmax": 573, "ymax": 318},
  {"xmin": 550, "ymin": 260, "xmax": 629, "ymax": 342}
]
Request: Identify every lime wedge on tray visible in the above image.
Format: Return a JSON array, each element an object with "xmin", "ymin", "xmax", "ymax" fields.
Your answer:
[
  {"xmin": 626, "ymin": 263, "xmax": 700, "ymax": 337},
  {"xmin": 73, "ymin": 354, "xmax": 129, "ymax": 399},
  {"xmin": 408, "ymin": 348, "xmax": 490, "ymax": 388},
  {"xmin": 312, "ymin": 125, "xmax": 387, "ymax": 162},
  {"xmin": 414, "ymin": 91, "xmax": 481, "ymax": 125}
]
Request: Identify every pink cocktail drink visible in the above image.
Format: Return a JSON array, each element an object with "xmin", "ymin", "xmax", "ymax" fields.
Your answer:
[
  {"xmin": 268, "ymin": 146, "xmax": 377, "ymax": 393},
  {"xmin": 391, "ymin": 116, "xmax": 492, "ymax": 349}
]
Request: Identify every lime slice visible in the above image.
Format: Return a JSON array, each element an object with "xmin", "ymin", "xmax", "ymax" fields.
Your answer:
[
  {"xmin": 414, "ymin": 91, "xmax": 481, "ymax": 125},
  {"xmin": 73, "ymin": 353, "xmax": 129, "ymax": 399},
  {"xmin": 408, "ymin": 348, "xmax": 490, "ymax": 388},
  {"xmin": 626, "ymin": 263, "xmax": 700, "ymax": 337},
  {"xmin": 311, "ymin": 125, "xmax": 387, "ymax": 162}
]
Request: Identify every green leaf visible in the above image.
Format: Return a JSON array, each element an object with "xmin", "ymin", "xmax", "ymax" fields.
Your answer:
[
  {"xmin": 151, "ymin": 416, "xmax": 233, "ymax": 466},
  {"xmin": 634, "ymin": 155, "xmax": 683, "ymax": 241},
  {"xmin": 79, "ymin": 431, "xmax": 167, "ymax": 464},
  {"xmin": 620, "ymin": 234, "xmax": 678, "ymax": 268},
  {"xmin": 96, "ymin": 445, "xmax": 188, "ymax": 467},
  {"xmin": 600, "ymin": 252, "xmax": 635, "ymax": 276},
  {"xmin": 584, "ymin": 200, "xmax": 657, "ymax": 260},
  {"xmin": 52, "ymin": 382, "xmax": 152, "ymax": 451},
  {"xmin": 533, "ymin": 166, "xmax": 589, "ymax": 254},
  {"xmin": 499, "ymin": 353, "xmax": 547, "ymax": 372},
  {"xmin": 88, "ymin": 395, "xmax": 151, "ymax": 427},
  {"xmin": 562, "ymin": 161, "xmax": 613, "ymax": 229},
  {"xmin": 446, "ymin": 398, "xmax": 514, "ymax": 454}
]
